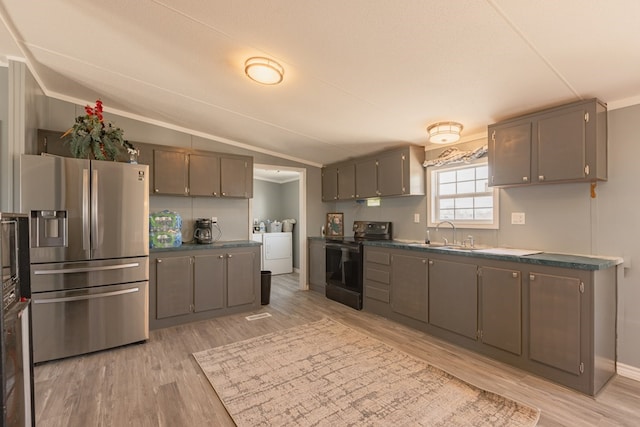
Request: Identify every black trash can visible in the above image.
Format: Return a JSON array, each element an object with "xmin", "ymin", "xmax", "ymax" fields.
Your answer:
[{"xmin": 260, "ymin": 270, "xmax": 272, "ymax": 305}]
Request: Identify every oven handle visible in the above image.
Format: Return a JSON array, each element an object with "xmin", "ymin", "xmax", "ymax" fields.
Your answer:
[
  {"xmin": 325, "ymin": 243, "xmax": 360, "ymax": 252},
  {"xmin": 33, "ymin": 287, "xmax": 139, "ymax": 304},
  {"xmin": 33, "ymin": 262, "xmax": 140, "ymax": 275}
]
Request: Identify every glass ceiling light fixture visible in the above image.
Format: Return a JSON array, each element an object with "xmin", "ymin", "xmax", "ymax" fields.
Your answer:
[
  {"xmin": 244, "ymin": 57, "xmax": 284, "ymax": 85},
  {"xmin": 427, "ymin": 121, "xmax": 463, "ymax": 144}
]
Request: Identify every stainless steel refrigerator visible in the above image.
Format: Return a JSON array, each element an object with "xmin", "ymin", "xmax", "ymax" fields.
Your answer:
[{"xmin": 20, "ymin": 154, "xmax": 149, "ymax": 363}]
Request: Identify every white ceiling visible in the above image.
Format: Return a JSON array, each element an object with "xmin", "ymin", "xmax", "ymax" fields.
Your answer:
[{"xmin": 1, "ymin": 0, "xmax": 640, "ymax": 167}]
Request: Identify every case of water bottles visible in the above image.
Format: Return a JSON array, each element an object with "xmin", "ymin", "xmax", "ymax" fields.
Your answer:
[{"xmin": 149, "ymin": 210, "xmax": 182, "ymax": 248}]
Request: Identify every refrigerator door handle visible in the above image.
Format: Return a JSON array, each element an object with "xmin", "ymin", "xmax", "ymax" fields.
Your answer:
[
  {"xmin": 82, "ymin": 168, "xmax": 90, "ymax": 250},
  {"xmin": 33, "ymin": 287, "xmax": 140, "ymax": 304},
  {"xmin": 91, "ymin": 168, "xmax": 99, "ymax": 252},
  {"xmin": 33, "ymin": 262, "xmax": 141, "ymax": 275}
]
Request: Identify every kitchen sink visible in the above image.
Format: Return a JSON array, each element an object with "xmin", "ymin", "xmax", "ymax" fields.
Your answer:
[{"xmin": 404, "ymin": 242, "xmax": 489, "ymax": 251}]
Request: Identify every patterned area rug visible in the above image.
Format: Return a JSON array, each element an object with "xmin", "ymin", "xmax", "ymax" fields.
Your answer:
[{"xmin": 193, "ymin": 318, "xmax": 540, "ymax": 426}]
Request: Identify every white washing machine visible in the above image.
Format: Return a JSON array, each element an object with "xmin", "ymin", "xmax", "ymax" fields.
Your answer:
[{"xmin": 252, "ymin": 232, "xmax": 293, "ymax": 275}]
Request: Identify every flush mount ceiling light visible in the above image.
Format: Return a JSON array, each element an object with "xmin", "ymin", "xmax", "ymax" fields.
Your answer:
[
  {"xmin": 427, "ymin": 121, "xmax": 463, "ymax": 144},
  {"xmin": 244, "ymin": 57, "xmax": 284, "ymax": 85}
]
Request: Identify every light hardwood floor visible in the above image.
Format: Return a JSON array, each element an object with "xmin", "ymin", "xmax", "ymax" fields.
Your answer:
[{"xmin": 34, "ymin": 273, "xmax": 640, "ymax": 426}]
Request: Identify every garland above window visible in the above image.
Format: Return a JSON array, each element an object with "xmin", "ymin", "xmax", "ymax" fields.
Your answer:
[{"xmin": 423, "ymin": 145, "xmax": 488, "ymax": 168}]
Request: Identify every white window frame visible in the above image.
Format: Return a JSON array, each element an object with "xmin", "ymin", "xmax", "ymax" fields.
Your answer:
[{"xmin": 427, "ymin": 158, "xmax": 499, "ymax": 229}]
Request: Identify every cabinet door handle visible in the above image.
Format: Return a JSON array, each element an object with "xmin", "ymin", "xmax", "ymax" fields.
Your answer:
[
  {"xmin": 522, "ymin": 176, "xmax": 528, "ymax": 182},
  {"xmin": 529, "ymin": 274, "xmax": 535, "ymax": 280},
  {"xmin": 428, "ymin": 260, "xmax": 434, "ymax": 265},
  {"xmin": 218, "ymin": 255, "xmax": 224, "ymax": 259},
  {"xmin": 154, "ymin": 188, "xmax": 159, "ymax": 193},
  {"xmin": 512, "ymin": 272, "xmax": 518, "ymax": 278},
  {"xmin": 157, "ymin": 259, "xmax": 162, "ymax": 263},
  {"xmin": 228, "ymin": 254, "xmax": 233, "ymax": 258},
  {"xmin": 222, "ymin": 192, "xmax": 227, "ymax": 196},
  {"xmin": 422, "ymin": 259, "xmax": 427, "ymax": 264},
  {"xmin": 538, "ymin": 175, "xmax": 545, "ymax": 181}
]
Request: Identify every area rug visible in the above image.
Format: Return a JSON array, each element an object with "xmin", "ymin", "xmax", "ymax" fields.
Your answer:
[{"xmin": 193, "ymin": 318, "xmax": 540, "ymax": 426}]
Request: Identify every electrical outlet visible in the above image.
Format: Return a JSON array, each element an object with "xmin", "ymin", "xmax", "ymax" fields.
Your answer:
[
  {"xmin": 511, "ymin": 212, "xmax": 525, "ymax": 225},
  {"xmin": 211, "ymin": 217, "xmax": 218, "ymax": 223},
  {"xmin": 413, "ymin": 213, "xmax": 420, "ymax": 223}
]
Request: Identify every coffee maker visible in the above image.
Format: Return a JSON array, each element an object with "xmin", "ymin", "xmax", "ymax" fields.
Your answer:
[{"xmin": 193, "ymin": 218, "xmax": 213, "ymax": 244}]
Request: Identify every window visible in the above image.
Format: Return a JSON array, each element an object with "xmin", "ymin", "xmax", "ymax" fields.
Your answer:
[{"xmin": 427, "ymin": 159, "xmax": 499, "ymax": 229}]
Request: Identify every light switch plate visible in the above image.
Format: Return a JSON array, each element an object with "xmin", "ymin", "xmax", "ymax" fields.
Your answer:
[
  {"xmin": 413, "ymin": 213, "xmax": 420, "ymax": 223},
  {"xmin": 511, "ymin": 212, "xmax": 525, "ymax": 225}
]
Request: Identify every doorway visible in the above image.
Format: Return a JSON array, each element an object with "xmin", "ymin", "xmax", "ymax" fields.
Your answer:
[{"xmin": 250, "ymin": 164, "xmax": 307, "ymax": 290}]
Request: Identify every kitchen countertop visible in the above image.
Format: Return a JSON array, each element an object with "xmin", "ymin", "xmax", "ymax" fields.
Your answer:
[
  {"xmin": 150, "ymin": 240, "xmax": 261, "ymax": 253},
  {"xmin": 363, "ymin": 240, "xmax": 622, "ymax": 271}
]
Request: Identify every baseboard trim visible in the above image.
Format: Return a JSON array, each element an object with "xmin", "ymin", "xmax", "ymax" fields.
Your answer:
[{"xmin": 618, "ymin": 362, "xmax": 640, "ymax": 382}]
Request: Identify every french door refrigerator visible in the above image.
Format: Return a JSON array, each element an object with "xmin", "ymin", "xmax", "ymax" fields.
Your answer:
[{"xmin": 20, "ymin": 154, "xmax": 149, "ymax": 363}]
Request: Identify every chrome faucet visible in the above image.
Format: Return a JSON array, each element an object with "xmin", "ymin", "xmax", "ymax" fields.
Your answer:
[{"xmin": 436, "ymin": 221, "xmax": 456, "ymax": 246}]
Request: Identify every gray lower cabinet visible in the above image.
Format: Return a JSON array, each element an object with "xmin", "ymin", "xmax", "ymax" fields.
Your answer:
[
  {"xmin": 308, "ymin": 239, "xmax": 326, "ymax": 292},
  {"xmin": 428, "ymin": 259, "xmax": 477, "ymax": 340},
  {"xmin": 528, "ymin": 271, "xmax": 582, "ymax": 375},
  {"xmin": 150, "ymin": 246, "xmax": 260, "ymax": 329},
  {"xmin": 226, "ymin": 251, "xmax": 257, "ymax": 306},
  {"xmin": 156, "ymin": 255, "xmax": 193, "ymax": 318},
  {"xmin": 363, "ymin": 249, "xmax": 392, "ymax": 305},
  {"xmin": 479, "ymin": 266, "xmax": 522, "ymax": 355},
  {"xmin": 390, "ymin": 253, "xmax": 428, "ymax": 322},
  {"xmin": 193, "ymin": 254, "xmax": 225, "ymax": 311},
  {"xmin": 362, "ymin": 246, "xmax": 616, "ymax": 395}
]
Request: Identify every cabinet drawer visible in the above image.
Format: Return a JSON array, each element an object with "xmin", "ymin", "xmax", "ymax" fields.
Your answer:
[
  {"xmin": 365, "ymin": 284, "xmax": 390, "ymax": 303},
  {"xmin": 366, "ymin": 267, "xmax": 390, "ymax": 284},
  {"xmin": 366, "ymin": 251, "xmax": 391, "ymax": 265}
]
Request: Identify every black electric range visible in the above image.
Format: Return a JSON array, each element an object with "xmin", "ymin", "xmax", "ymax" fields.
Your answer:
[{"xmin": 325, "ymin": 221, "xmax": 392, "ymax": 310}]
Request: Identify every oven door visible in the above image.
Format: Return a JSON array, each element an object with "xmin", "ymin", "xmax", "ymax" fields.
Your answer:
[{"xmin": 325, "ymin": 242, "xmax": 362, "ymax": 310}]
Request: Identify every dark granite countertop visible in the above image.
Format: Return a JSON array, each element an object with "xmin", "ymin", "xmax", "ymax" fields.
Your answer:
[
  {"xmin": 363, "ymin": 240, "xmax": 622, "ymax": 271},
  {"xmin": 150, "ymin": 240, "xmax": 261, "ymax": 253}
]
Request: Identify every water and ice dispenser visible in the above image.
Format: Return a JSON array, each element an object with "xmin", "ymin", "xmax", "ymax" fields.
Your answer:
[{"xmin": 30, "ymin": 210, "xmax": 67, "ymax": 248}]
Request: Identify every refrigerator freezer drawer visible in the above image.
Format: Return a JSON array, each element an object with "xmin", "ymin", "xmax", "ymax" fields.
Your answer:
[
  {"xmin": 31, "ymin": 281, "xmax": 149, "ymax": 363},
  {"xmin": 30, "ymin": 256, "xmax": 149, "ymax": 293}
]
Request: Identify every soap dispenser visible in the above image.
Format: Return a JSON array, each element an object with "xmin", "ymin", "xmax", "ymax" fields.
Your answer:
[{"xmin": 425, "ymin": 228, "xmax": 431, "ymax": 244}]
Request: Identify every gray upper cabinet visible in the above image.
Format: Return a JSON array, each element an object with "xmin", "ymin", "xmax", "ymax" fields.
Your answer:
[
  {"xmin": 189, "ymin": 153, "xmax": 221, "ymax": 197},
  {"xmin": 355, "ymin": 158, "xmax": 379, "ymax": 198},
  {"xmin": 390, "ymin": 252, "xmax": 428, "ymax": 322},
  {"xmin": 321, "ymin": 166, "xmax": 339, "ymax": 201},
  {"xmin": 337, "ymin": 163, "xmax": 356, "ymax": 200},
  {"xmin": 488, "ymin": 98, "xmax": 607, "ymax": 187},
  {"xmin": 479, "ymin": 266, "xmax": 522, "ymax": 355},
  {"xmin": 153, "ymin": 149, "xmax": 189, "ymax": 195},
  {"xmin": 356, "ymin": 145, "xmax": 425, "ymax": 198},
  {"xmin": 321, "ymin": 162, "xmax": 356, "ymax": 201},
  {"xmin": 153, "ymin": 149, "xmax": 252, "ymax": 198},
  {"xmin": 488, "ymin": 119, "xmax": 532, "ymax": 186},
  {"xmin": 428, "ymin": 259, "xmax": 478, "ymax": 340},
  {"xmin": 323, "ymin": 145, "xmax": 424, "ymax": 201},
  {"xmin": 220, "ymin": 155, "xmax": 253, "ymax": 198}
]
